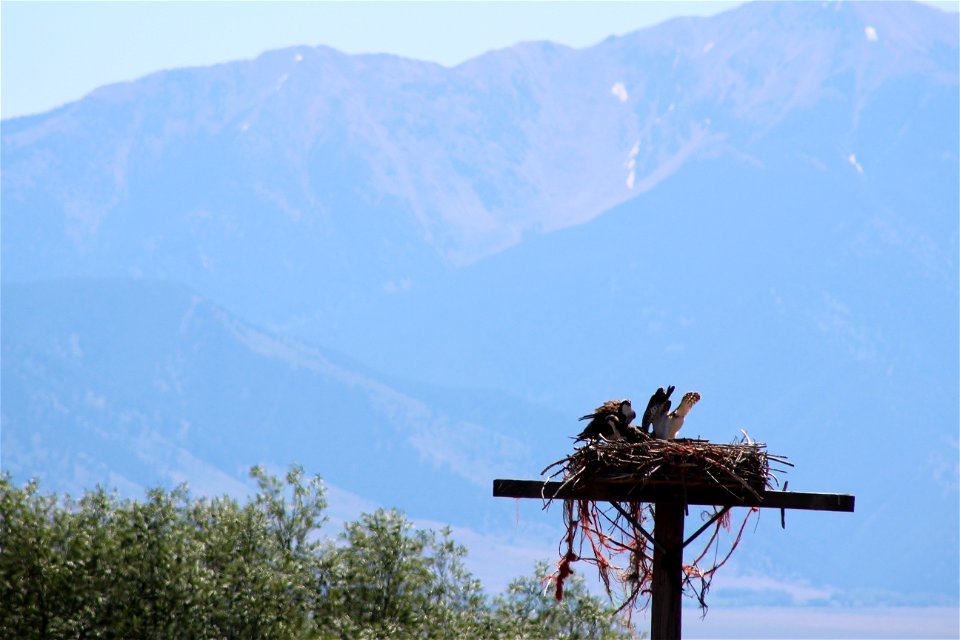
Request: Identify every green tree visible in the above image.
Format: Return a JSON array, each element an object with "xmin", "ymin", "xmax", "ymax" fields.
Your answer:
[
  {"xmin": 116, "ymin": 485, "xmax": 217, "ymax": 638},
  {"xmin": 320, "ymin": 508, "xmax": 434, "ymax": 636},
  {"xmin": 1, "ymin": 468, "xmax": 636, "ymax": 640},
  {"xmin": 422, "ymin": 526, "xmax": 498, "ymax": 638},
  {"xmin": 0, "ymin": 466, "xmax": 328, "ymax": 640},
  {"xmin": 492, "ymin": 561, "xmax": 635, "ymax": 640},
  {"xmin": 190, "ymin": 464, "xmax": 327, "ymax": 639},
  {"xmin": 0, "ymin": 477, "xmax": 60, "ymax": 638},
  {"xmin": 317, "ymin": 508, "xmax": 499, "ymax": 639},
  {"xmin": 53, "ymin": 487, "xmax": 123, "ymax": 638},
  {"xmin": 250, "ymin": 464, "xmax": 327, "ymax": 553}
]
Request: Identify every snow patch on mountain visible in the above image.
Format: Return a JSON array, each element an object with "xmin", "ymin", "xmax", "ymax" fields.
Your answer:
[
  {"xmin": 610, "ymin": 81, "xmax": 629, "ymax": 103},
  {"xmin": 847, "ymin": 152, "xmax": 864, "ymax": 174},
  {"xmin": 625, "ymin": 140, "xmax": 640, "ymax": 189}
]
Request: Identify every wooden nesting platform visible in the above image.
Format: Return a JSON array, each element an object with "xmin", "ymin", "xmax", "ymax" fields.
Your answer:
[
  {"xmin": 499, "ymin": 436, "xmax": 853, "ymax": 511},
  {"xmin": 493, "ymin": 436, "xmax": 855, "ymax": 640}
]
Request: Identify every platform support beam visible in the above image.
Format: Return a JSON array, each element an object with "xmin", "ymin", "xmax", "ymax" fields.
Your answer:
[{"xmin": 651, "ymin": 501, "xmax": 684, "ymax": 640}]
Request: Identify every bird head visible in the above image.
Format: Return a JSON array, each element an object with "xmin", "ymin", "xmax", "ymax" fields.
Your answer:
[{"xmin": 618, "ymin": 399, "xmax": 636, "ymax": 426}]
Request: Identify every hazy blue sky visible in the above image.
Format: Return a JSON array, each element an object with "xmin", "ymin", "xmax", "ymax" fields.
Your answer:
[{"xmin": 2, "ymin": 1, "xmax": 744, "ymax": 118}]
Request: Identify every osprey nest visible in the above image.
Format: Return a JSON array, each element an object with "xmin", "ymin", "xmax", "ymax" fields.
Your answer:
[{"xmin": 539, "ymin": 435, "xmax": 792, "ymax": 617}]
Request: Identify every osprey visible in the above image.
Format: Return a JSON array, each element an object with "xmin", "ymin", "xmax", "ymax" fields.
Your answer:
[
  {"xmin": 652, "ymin": 391, "xmax": 701, "ymax": 440},
  {"xmin": 641, "ymin": 386, "xmax": 675, "ymax": 435},
  {"xmin": 576, "ymin": 399, "xmax": 636, "ymax": 442}
]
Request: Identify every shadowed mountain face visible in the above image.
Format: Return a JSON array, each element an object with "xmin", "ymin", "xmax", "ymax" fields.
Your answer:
[
  {"xmin": 2, "ymin": 1, "xmax": 958, "ymax": 607},
  {"xmin": 1, "ymin": 280, "xmax": 547, "ymax": 515}
]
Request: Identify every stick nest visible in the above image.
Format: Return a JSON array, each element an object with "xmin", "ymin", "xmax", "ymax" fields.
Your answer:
[
  {"xmin": 543, "ymin": 436, "xmax": 789, "ymax": 500},
  {"xmin": 539, "ymin": 435, "xmax": 791, "ymax": 619}
]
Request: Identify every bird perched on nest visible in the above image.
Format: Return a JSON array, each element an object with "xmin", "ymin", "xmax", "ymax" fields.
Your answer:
[
  {"xmin": 652, "ymin": 391, "xmax": 701, "ymax": 440},
  {"xmin": 641, "ymin": 386, "xmax": 675, "ymax": 435},
  {"xmin": 575, "ymin": 399, "xmax": 636, "ymax": 442}
]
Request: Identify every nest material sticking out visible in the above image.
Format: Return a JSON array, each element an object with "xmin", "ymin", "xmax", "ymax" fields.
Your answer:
[{"xmin": 543, "ymin": 436, "xmax": 790, "ymax": 499}]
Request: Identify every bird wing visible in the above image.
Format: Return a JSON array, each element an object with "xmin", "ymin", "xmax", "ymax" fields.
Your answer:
[
  {"xmin": 642, "ymin": 387, "xmax": 674, "ymax": 431},
  {"xmin": 575, "ymin": 421, "xmax": 597, "ymax": 440},
  {"xmin": 641, "ymin": 389, "xmax": 663, "ymax": 429},
  {"xmin": 580, "ymin": 399, "xmax": 621, "ymax": 421},
  {"xmin": 576, "ymin": 414, "xmax": 619, "ymax": 441}
]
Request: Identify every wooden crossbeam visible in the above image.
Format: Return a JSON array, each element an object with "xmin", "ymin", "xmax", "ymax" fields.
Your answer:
[{"xmin": 492, "ymin": 479, "xmax": 855, "ymax": 512}]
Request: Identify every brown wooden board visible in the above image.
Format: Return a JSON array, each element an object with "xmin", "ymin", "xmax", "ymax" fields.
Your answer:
[{"xmin": 492, "ymin": 479, "xmax": 855, "ymax": 512}]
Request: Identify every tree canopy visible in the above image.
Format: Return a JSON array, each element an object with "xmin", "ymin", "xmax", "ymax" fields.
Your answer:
[{"xmin": 0, "ymin": 466, "xmax": 634, "ymax": 639}]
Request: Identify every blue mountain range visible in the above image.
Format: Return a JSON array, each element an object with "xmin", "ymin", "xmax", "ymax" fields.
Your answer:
[{"xmin": 2, "ymin": 1, "xmax": 957, "ymax": 612}]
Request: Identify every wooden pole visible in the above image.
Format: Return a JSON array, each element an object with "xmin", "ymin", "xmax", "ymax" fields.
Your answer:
[{"xmin": 651, "ymin": 501, "xmax": 684, "ymax": 640}]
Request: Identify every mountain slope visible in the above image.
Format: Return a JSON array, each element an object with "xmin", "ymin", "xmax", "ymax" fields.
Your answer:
[
  {"xmin": 3, "ymin": 2, "xmax": 956, "ymax": 337},
  {"xmin": 0, "ymin": 280, "xmax": 562, "ymax": 523}
]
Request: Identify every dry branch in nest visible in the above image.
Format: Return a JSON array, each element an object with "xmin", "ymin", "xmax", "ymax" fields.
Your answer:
[{"xmin": 539, "ymin": 435, "xmax": 792, "ymax": 617}]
